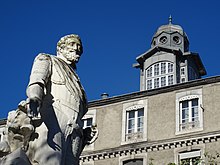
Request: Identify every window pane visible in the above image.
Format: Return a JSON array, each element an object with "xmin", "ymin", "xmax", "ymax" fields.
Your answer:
[
  {"xmin": 154, "ymin": 78, "xmax": 159, "ymax": 88},
  {"xmin": 128, "ymin": 111, "xmax": 135, "ymax": 118},
  {"xmin": 161, "ymin": 76, "xmax": 166, "ymax": 87},
  {"xmin": 137, "ymin": 117, "xmax": 143, "ymax": 132},
  {"xmin": 181, "ymin": 67, "xmax": 185, "ymax": 75},
  {"xmin": 128, "ymin": 118, "xmax": 135, "ymax": 133},
  {"xmin": 168, "ymin": 75, "xmax": 174, "ymax": 85},
  {"xmin": 147, "ymin": 79, "xmax": 152, "ymax": 90},
  {"xmin": 138, "ymin": 108, "xmax": 144, "ymax": 117},
  {"xmin": 168, "ymin": 63, "xmax": 173, "ymax": 73},
  {"xmin": 161, "ymin": 62, "xmax": 166, "ymax": 74},
  {"xmin": 192, "ymin": 99, "xmax": 199, "ymax": 126},
  {"xmin": 147, "ymin": 67, "xmax": 152, "ymax": 77},
  {"xmin": 154, "ymin": 63, "xmax": 159, "ymax": 76},
  {"xmin": 192, "ymin": 99, "xmax": 198, "ymax": 106}
]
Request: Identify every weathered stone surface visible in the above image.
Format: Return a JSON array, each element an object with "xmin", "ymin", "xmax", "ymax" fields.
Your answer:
[{"xmin": 0, "ymin": 148, "xmax": 31, "ymax": 165}]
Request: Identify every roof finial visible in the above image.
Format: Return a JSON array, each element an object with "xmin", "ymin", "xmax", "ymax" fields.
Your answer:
[{"xmin": 169, "ymin": 15, "xmax": 172, "ymax": 24}]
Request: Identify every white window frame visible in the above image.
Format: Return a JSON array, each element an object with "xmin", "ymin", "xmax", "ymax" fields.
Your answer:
[
  {"xmin": 176, "ymin": 89, "xmax": 203, "ymax": 135},
  {"xmin": 145, "ymin": 61, "xmax": 174, "ymax": 90},
  {"xmin": 121, "ymin": 99, "xmax": 147, "ymax": 145},
  {"xmin": 126, "ymin": 108, "xmax": 144, "ymax": 141},
  {"xmin": 179, "ymin": 98, "xmax": 199, "ymax": 131}
]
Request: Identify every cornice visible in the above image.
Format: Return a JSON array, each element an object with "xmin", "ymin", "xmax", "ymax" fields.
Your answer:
[
  {"xmin": 80, "ymin": 130, "xmax": 220, "ymax": 162},
  {"xmin": 88, "ymin": 76, "xmax": 220, "ymax": 108}
]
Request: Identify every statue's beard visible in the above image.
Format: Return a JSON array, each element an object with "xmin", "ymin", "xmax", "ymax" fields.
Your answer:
[{"xmin": 64, "ymin": 51, "xmax": 80, "ymax": 63}]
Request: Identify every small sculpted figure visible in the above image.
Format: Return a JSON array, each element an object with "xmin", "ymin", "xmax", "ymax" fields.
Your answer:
[
  {"xmin": 25, "ymin": 34, "xmax": 90, "ymax": 165},
  {"xmin": 0, "ymin": 100, "xmax": 34, "ymax": 165}
]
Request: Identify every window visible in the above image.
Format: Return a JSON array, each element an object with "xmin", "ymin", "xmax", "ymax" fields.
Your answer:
[
  {"xmin": 83, "ymin": 118, "xmax": 93, "ymax": 128},
  {"xmin": 126, "ymin": 108, "xmax": 144, "ymax": 141},
  {"xmin": 180, "ymin": 98, "xmax": 199, "ymax": 131},
  {"xmin": 122, "ymin": 100, "xmax": 147, "ymax": 144},
  {"xmin": 123, "ymin": 159, "xmax": 143, "ymax": 165},
  {"xmin": 178, "ymin": 150, "xmax": 201, "ymax": 165},
  {"xmin": 176, "ymin": 90, "xmax": 203, "ymax": 134},
  {"xmin": 145, "ymin": 61, "xmax": 174, "ymax": 90}
]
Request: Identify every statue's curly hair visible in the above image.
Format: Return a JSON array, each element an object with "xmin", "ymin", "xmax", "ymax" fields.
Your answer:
[{"xmin": 57, "ymin": 34, "xmax": 83, "ymax": 55}]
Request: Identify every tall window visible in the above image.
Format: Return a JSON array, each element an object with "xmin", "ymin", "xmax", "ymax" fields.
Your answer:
[
  {"xmin": 179, "ymin": 98, "xmax": 200, "ymax": 131},
  {"xmin": 146, "ymin": 61, "xmax": 174, "ymax": 90},
  {"xmin": 126, "ymin": 108, "xmax": 144, "ymax": 141}
]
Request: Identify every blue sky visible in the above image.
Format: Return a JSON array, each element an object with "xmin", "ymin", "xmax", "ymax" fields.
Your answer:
[{"xmin": 0, "ymin": 0, "xmax": 220, "ymax": 118}]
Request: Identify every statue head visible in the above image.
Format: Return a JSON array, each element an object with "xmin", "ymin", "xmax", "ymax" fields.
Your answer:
[
  {"xmin": 6, "ymin": 109, "xmax": 34, "ymax": 152},
  {"xmin": 57, "ymin": 34, "xmax": 83, "ymax": 65}
]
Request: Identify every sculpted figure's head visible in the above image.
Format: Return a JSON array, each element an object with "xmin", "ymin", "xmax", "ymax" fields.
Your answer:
[{"xmin": 57, "ymin": 34, "xmax": 83, "ymax": 65}]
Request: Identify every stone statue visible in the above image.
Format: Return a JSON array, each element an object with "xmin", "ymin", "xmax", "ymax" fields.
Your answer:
[
  {"xmin": 0, "ymin": 101, "xmax": 33, "ymax": 164},
  {"xmin": 0, "ymin": 34, "xmax": 97, "ymax": 165}
]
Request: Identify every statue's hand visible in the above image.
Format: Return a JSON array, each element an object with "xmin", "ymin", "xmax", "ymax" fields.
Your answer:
[{"xmin": 27, "ymin": 98, "xmax": 41, "ymax": 119}]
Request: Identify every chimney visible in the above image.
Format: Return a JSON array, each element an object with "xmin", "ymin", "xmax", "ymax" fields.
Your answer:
[{"xmin": 101, "ymin": 93, "xmax": 109, "ymax": 99}]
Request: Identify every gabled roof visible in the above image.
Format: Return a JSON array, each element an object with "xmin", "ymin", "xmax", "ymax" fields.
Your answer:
[{"xmin": 136, "ymin": 46, "xmax": 182, "ymax": 64}]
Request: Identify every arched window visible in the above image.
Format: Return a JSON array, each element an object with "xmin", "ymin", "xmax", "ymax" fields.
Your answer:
[{"xmin": 146, "ymin": 61, "xmax": 174, "ymax": 90}]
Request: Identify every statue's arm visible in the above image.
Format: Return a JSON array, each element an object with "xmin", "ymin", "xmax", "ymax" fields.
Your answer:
[{"xmin": 26, "ymin": 53, "xmax": 52, "ymax": 118}]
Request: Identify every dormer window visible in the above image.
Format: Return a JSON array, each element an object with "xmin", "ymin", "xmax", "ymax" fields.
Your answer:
[{"xmin": 146, "ymin": 61, "xmax": 174, "ymax": 90}]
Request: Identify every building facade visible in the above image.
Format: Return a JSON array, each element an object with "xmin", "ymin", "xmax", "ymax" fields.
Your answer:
[
  {"xmin": 80, "ymin": 19, "xmax": 220, "ymax": 165},
  {"xmin": 1, "ymin": 19, "xmax": 220, "ymax": 165}
]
